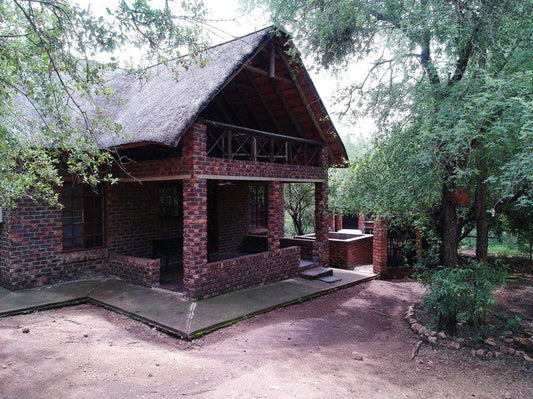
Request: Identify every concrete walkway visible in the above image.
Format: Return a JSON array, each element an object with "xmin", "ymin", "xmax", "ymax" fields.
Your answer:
[{"xmin": 0, "ymin": 268, "xmax": 376, "ymax": 339}]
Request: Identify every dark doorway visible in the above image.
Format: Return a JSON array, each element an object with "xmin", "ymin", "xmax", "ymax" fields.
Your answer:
[
  {"xmin": 342, "ymin": 214, "xmax": 359, "ymax": 229},
  {"xmin": 207, "ymin": 181, "xmax": 218, "ymax": 254}
]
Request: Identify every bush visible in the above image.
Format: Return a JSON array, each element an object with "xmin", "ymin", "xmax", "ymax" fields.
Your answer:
[{"xmin": 420, "ymin": 259, "xmax": 508, "ymax": 335}]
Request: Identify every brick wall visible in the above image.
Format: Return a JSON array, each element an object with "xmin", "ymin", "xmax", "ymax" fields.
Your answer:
[
  {"xmin": 108, "ymin": 252, "xmax": 160, "ymax": 286},
  {"xmin": 280, "ymin": 237, "xmax": 314, "ymax": 260},
  {"xmin": 216, "ymin": 183, "xmax": 249, "ymax": 254},
  {"xmin": 189, "ymin": 246, "xmax": 300, "ymax": 299},
  {"xmin": 373, "ymin": 218, "xmax": 388, "ymax": 274},
  {"xmin": 1, "ymin": 199, "xmax": 109, "ymax": 289},
  {"xmin": 110, "ymin": 125, "xmax": 327, "ymax": 184},
  {"xmin": 105, "ymin": 181, "xmax": 182, "ymax": 262},
  {"xmin": 329, "ymin": 235, "xmax": 373, "ymax": 268},
  {"xmin": 3, "ymin": 123, "xmax": 330, "ymax": 296},
  {"xmin": 240, "ymin": 234, "xmax": 268, "ymax": 253}
]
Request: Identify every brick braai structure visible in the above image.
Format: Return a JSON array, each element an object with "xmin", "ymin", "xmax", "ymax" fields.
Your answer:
[{"xmin": 0, "ymin": 27, "xmax": 348, "ymax": 299}]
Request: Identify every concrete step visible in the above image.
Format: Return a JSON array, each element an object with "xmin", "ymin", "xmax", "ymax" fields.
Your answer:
[
  {"xmin": 299, "ymin": 259, "xmax": 316, "ymax": 269},
  {"xmin": 299, "ymin": 266, "xmax": 333, "ymax": 280}
]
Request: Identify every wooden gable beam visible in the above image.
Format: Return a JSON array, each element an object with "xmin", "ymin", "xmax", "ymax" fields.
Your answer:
[
  {"xmin": 243, "ymin": 69, "xmax": 285, "ymax": 134},
  {"xmin": 275, "ymin": 43, "xmax": 333, "ymax": 161},
  {"xmin": 270, "ymin": 78, "xmax": 304, "ymax": 138},
  {"xmin": 243, "ymin": 64, "xmax": 293, "ymax": 85},
  {"xmin": 214, "ymin": 96, "xmax": 235, "ymax": 124},
  {"xmin": 230, "ymin": 81, "xmax": 266, "ymax": 131},
  {"xmin": 221, "ymin": 92, "xmax": 246, "ymax": 126}
]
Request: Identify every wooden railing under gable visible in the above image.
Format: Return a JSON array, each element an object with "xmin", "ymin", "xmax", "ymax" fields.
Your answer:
[{"xmin": 201, "ymin": 119, "xmax": 324, "ymax": 167}]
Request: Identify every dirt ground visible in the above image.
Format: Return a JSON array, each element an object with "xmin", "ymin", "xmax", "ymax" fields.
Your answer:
[{"xmin": 1, "ymin": 278, "xmax": 532, "ymax": 399}]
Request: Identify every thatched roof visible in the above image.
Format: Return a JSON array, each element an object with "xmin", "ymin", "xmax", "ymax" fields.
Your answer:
[
  {"xmin": 98, "ymin": 27, "xmax": 274, "ymax": 149},
  {"xmin": 7, "ymin": 26, "xmax": 347, "ymax": 164},
  {"xmin": 99, "ymin": 26, "xmax": 348, "ymax": 165}
]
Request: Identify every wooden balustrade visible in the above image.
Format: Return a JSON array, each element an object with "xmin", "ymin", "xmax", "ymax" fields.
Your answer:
[{"xmin": 202, "ymin": 119, "xmax": 323, "ymax": 167}]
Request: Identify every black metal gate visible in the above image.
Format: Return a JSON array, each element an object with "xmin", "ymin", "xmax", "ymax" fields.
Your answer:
[{"xmin": 387, "ymin": 227, "xmax": 417, "ymax": 268}]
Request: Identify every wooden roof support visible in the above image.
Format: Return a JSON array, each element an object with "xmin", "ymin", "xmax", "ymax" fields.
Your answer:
[
  {"xmin": 220, "ymin": 92, "xmax": 246, "ymax": 126},
  {"xmin": 243, "ymin": 69, "xmax": 285, "ymax": 134},
  {"xmin": 275, "ymin": 44, "xmax": 333, "ymax": 160},
  {"xmin": 230, "ymin": 82, "xmax": 266, "ymax": 131},
  {"xmin": 269, "ymin": 44, "xmax": 276, "ymax": 78},
  {"xmin": 270, "ymin": 77, "xmax": 304, "ymax": 138},
  {"xmin": 214, "ymin": 96, "xmax": 235, "ymax": 124},
  {"xmin": 243, "ymin": 64, "xmax": 293, "ymax": 85}
]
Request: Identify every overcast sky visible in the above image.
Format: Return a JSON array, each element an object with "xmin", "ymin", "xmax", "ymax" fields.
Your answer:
[{"xmin": 78, "ymin": 0, "xmax": 375, "ymax": 141}]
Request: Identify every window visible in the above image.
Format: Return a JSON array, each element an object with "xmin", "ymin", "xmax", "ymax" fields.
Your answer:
[
  {"xmin": 62, "ymin": 184, "xmax": 104, "ymax": 251},
  {"xmin": 158, "ymin": 185, "xmax": 182, "ymax": 218},
  {"xmin": 249, "ymin": 185, "xmax": 266, "ymax": 228}
]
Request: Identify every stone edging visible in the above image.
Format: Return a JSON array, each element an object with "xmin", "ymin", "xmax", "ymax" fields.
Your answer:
[{"xmin": 405, "ymin": 303, "xmax": 533, "ymax": 364}]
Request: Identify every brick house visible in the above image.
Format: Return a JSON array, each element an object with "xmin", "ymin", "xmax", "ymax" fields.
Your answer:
[{"xmin": 0, "ymin": 27, "xmax": 347, "ymax": 300}]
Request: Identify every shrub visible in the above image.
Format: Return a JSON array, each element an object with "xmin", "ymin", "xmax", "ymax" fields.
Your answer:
[{"xmin": 420, "ymin": 259, "xmax": 508, "ymax": 335}]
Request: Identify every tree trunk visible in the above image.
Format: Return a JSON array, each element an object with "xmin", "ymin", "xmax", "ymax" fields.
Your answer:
[
  {"xmin": 475, "ymin": 171, "xmax": 489, "ymax": 262},
  {"xmin": 441, "ymin": 184, "xmax": 459, "ymax": 268},
  {"xmin": 291, "ymin": 213, "xmax": 304, "ymax": 236}
]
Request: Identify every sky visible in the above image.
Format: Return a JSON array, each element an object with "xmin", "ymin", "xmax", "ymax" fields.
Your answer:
[{"xmin": 77, "ymin": 0, "xmax": 376, "ymax": 142}]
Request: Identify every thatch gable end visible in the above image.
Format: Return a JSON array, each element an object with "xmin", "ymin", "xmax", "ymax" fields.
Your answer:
[{"xmin": 99, "ymin": 26, "xmax": 347, "ymax": 165}]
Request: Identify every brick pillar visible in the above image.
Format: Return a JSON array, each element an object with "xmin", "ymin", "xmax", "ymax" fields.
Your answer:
[
  {"xmin": 335, "ymin": 214, "xmax": 343, "ymax": 231},
  {"xmin": 267, "ymin": 181, "xmax": 284, "ymax": 253},
  {"xmin": 313, "ymin": 181, "xmax": 329, "ymax": 266},
  {"xmin": 183, "ymin": 177, "xmax": 207, "ymax": 299},
  {"xmin": 358, "ymin": 211, "xmax": 366, "ymax": 232},
  {"xmin": 373, "ymin": 217, "xmax": 388, "ymax": 274},
  {"xmin": 182, "ymin": 123, "xmax": 208, "ymax": 299},
  {"xmin": 182, "ymin": 122, "xmax": 207, "ymax": 173}
]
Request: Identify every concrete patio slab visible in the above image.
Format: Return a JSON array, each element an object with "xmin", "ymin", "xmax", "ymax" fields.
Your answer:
[
  {"xmin": 0, "ymin": 280, "xmax": 101, "ymax": 315},
  {"xmin": 0, "ymin": 268, "xmax": 376, "ymax": 339},
  {"xmin": 89, "ymin": 279, "xmax": 191, "ymax": 338}
]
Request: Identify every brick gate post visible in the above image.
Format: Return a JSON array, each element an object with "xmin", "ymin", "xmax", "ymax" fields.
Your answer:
[{"xmin": 373, "ymin": 217, "xmax": 388, "ymax": 274}]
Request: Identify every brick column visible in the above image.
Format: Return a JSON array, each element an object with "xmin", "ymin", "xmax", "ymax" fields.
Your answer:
[
  {"xmin": 335, "ymin": 214, "xmax": 343, "ymax": 231},
  {"xmin": 373, "ymin": 217, "xmax": 388, "ymax": 274},
  {"xmin": 182, "ymin": 122, "xmax": 207, "ymax": 174},
  {"xmin": 267, "ymin": 181, "xmax": 284, "ymax": 253},
  {"xmin": 182, "ymin": 123, "xmax": 208, "ymax": 299},
  {"xmin": 183, "ymin": 177, "xmax": 207, "ymax": 299},
  {"xmin": 313, "ymin": 181, "xmax": 329, "ymax": 266},
  {"xmin": 358, "ymin": 212, "xmax": 366, "ymax": 232}
]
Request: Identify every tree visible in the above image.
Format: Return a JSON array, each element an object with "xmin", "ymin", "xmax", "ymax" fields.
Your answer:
[
  {"xmin": 251, "ymin": 0, "xmax": 533, "ymax": 267},
  {"xmin": 284, "ymin": 183, "xmax": 314, "ymax": 236},
  {"xmin": 0, "ymin": 0, "xmax": 207, "ymax": 206}
]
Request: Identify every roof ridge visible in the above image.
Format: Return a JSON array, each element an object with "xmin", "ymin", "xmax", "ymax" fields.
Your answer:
[{"xmin": 205, "ymin": 25, "xmax": 281, "ymax": 51}]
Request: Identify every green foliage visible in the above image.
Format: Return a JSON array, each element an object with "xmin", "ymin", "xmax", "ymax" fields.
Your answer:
[
  {"xmin": 284, "ymin": 183, "xmax": 314, "ymax": 236},
  {"xmin": 251, "ymin": 0, "xmax": 533, "ymax": 266},
  {"xmin": 420, "ymin": 259, "xmax": 508, "ymax": 334},
  {"xmin": 0, "ymin": 0, "xmax": 207, "ymax": 206},
  {"xmin": 493, "ymin": 312, "xmax": 523, "ymax": 334},
  {"xmin": 460, "ymin": 230, "xmax": 529, "ymax": 257}
]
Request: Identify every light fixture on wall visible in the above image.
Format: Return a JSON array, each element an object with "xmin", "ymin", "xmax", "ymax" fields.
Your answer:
[{"xmin": 217, "ymin": 181, "xmax": 235, "ymax": 186}]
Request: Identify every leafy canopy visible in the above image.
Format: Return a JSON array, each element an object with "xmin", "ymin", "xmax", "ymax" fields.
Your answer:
[
  {"xmin": 0, "ymin": 0, "xmax": 207, "ymax": 206},
  {"xmin": 252, "ymin": 0, "xmax": 533, "ymax": 249}
]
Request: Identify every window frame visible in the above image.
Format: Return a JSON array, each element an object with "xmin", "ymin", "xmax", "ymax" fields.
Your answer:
[
  {"xmin": 61, "ymin": 183, "xmax": 105, "ymax": 252},
  {"xmin": 248, "ymin": 184, "xmax": 267, "ymax": 228},
  {"xmin": 157, "ymin": 183, "xmax": 183, "ymax": 220}
]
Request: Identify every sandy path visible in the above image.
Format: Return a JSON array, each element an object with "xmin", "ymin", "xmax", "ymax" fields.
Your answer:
[{"xmin": 0, "ymin": 279, "xmax": 531, "ymax": 398}]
